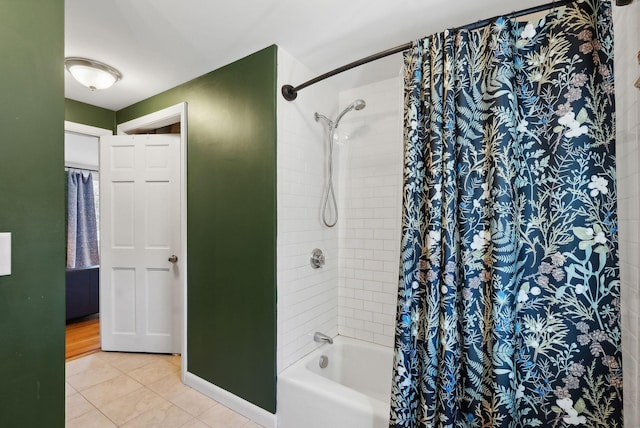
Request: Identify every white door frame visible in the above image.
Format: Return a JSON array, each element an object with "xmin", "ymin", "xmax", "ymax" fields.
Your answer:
[
  {"xmin": 65, "ymin": 121, "xmax": 113, "ymax": 138},
  {"xmin": 117, "ymin": 102, "xmax": 188, "ymax": 379}
]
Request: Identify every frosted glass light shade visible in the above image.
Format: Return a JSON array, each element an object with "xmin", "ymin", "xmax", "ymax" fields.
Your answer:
[{"xmin": 65, "ymin": 57, "xmax": 122, "ymax": 90}]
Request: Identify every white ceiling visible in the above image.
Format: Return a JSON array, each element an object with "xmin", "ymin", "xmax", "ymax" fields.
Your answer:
[{"xmin": 65, "ymin": 0, "xmax": 553, "ymax": 111}]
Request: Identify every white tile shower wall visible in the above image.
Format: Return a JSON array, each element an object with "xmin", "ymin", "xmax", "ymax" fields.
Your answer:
[
  {"xmin": 337, "ymin": 77, "xmax": 404, "ymax": 347},
  {"xmin": 276, "ymin": 47, "xmax": 340, "ymax": 373},
  {"xmin": 613, "ymin": 3, "xmax": 640, "ymax": 427}
]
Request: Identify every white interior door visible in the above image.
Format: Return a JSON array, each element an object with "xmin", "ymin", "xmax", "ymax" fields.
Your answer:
[{"xmin": 100, "ymin": 134, "xmax": 182, "ymax": 354}]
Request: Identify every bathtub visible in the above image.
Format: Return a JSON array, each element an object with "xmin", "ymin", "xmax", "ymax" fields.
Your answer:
[{"xmin": 277, "ymin": 336, "xmax": 393, "ymax": 428}]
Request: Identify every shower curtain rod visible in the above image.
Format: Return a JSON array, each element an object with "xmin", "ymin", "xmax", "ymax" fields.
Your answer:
[
  {"xmin": 65, "ymin": 166, "xmax": 98, "ymax": 173},
  {"xmin": 281, "ymin": 0, "xmax": 576, "ymax": 101}
]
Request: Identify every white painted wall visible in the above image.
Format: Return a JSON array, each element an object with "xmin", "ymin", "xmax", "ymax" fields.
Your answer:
[
  {"xmin": 613, "ymin": 2, "xmax": 640, "ymax": 427},
  {"xmin": 64, "ymin": 131, "xmax": 99, "ymax": 170},
  {"xmin": 277, "ymin": 47, "xmax": 340, "ymax": 373},
  {"xmin": 337, "ymin": 78, "xmax": 404, "ymax": 347}
]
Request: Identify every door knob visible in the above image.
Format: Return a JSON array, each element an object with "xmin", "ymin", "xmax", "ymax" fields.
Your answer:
[{"xmin": 168, "ymin": 255, "xmax": 178, "ymax": 263}]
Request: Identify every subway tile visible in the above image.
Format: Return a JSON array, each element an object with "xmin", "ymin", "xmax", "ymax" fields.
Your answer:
[
  {"xmin": 353, "ymin": 309, "xmax": 374, "ymax": 322},
  {"xmin": 373, "ymin": 249, "xmax": 398, "ymax": 262},
  {"xmin": 363, "ymin": 301, "xmax": 384, "ymax": 313},
  {"xmin": 354, "ymin": 249, "xmax": 374, "ymax": 260},
  {"xmin": 364, "ymin": 281, "xmax": 385, "ymax": 293},
  {"xmin": 383, "ymin": 303, "xmax": 398, "ymax": 316},
  {"xmin": 354, "ymin": 329, "xmax": 375, "ymax": 342},
  {"xmin": 364, "ymin": 321, "xmax": 384, "ymax": 335},
  {"xmin": 615, "ymin": 10, "xmax": 640, "ymax": 427},
  {"xmin": 373, "ymin": 312, "xmax": 395, "ymax": 326},
  {"xmin": 342, "ymin": 297, "xmax": 365, "ymax": 310},
  {"xmin": 338, "ymin": 287, "xmax": 355, "ymax": 298},
  {"xmin": 365, "ymin": 239, "xmax": 385, "ymax": 250},
  {"xmin": 354, "ymin": 270, "xmax": 374, "ymax": 281},
  {"xmin": 384, "ymin": 323, "xmax": 397, "ymax": 338},
  {"xmin": 363, "ymin": 260, "xmax": 384, "ymax": 271},
  {"xmin": 374, "ymin": 333, "xmax": 395, "ymax": 347},
  {"xmin": 384, "ymin": 240, "xmax": 401, "ymax": 252},
  {"xmin": 345, "ymin": 278, "xmax": 364, "ymax": 289},
  {"xmin": 345, "ymin": 317, "xmax": 365, "ymax": 330},
  {"xmin": 354, "ymin": 289, "xmax": 373, "ymax": 301},
  {"xmin": 339, "ymin": 326, "xmax": 356, "ymax": 338},
  {"xmin": 373, "ymin": 292, "xmax": 396, "ymax": 304}
]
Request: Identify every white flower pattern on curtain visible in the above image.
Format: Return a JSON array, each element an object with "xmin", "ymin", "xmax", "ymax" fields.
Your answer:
[{"xmin": 390, "ymin": 0, "xmax": 621, "ymax": 426}]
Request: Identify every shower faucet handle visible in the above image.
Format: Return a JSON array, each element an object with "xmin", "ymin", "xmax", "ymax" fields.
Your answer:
[{"xmin": 310, "ymin": 248, "xmax": 325, "ymax": 269}]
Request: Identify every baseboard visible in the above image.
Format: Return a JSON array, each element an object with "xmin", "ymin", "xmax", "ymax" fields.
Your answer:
[{"xmin": 184, "ymin": 371, "xmax": 277, "ymax": 428}]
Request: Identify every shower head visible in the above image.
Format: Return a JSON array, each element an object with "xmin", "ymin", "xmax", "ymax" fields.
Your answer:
[
  {"xmin": 334, "ymin": 99, "xmax": 366, "ymax": 128},
  {"xmin": 352, "ymin": 99, "xmax": 366, "ymax": 111}
]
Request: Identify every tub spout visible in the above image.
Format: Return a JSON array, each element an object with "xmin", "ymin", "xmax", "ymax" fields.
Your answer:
[{"xmin": 313, "ymin": 332, "xmax": 333, "ymax": 345}]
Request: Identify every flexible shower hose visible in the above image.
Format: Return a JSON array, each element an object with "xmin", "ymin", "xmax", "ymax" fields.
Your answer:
[{"xmin": 322, "ymin": 123, "xmax": 338, "ymax": 228}]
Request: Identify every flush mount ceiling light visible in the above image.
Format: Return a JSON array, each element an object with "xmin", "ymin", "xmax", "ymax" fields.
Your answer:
[{"xmin": 65, "ymin": 57, "xmax": 122, "ymax": 91}]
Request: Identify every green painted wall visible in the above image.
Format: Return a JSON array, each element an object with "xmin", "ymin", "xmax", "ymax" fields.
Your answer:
[
  {"xmin": 117, "ymin": 45, "xmax": 278, "ymax": 413},
  {"xmin": 0, "ymin": 1, "xmax": 65, "ymax": 426},
  {"xmin": 65, "ymin": 98, "xmax": 115, "ymax": 131}
]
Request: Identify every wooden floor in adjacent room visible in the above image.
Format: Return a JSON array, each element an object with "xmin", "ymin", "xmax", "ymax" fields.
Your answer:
[{"xmin": 65, "ymin": 316, "xmax": 100, "ymax": 361}]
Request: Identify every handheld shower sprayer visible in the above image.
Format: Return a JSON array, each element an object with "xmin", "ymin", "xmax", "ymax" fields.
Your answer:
[
  {"xmin": 314, "ymin": 99, "xmax": 366, "ymax": 128},
  {"xmin": 334, "ymin": 99, "xmax": 366, "ymax": 129},
  {"xmin": 314, "ymin": 99, "xmax": 366, "ymax": 228}
]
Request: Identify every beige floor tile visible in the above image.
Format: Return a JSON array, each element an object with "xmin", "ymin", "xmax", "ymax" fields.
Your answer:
[
  {"xmin": 242, "ymin": 421, "xmax": 264, "ymax": 428},
  {"xmin": 128, "ymin": 358, "xmax": 179, "ymax": 385},
  {"xmin": 100, "ymin": 387, "xmax": 168, "ymax": 425},
  {"xmin": 198, "ymin": 404, "xmax": 249, "ymax": 428},
  {"xmin": 171, "ymin": 388, "xmax": 217, "ymax": 417},
  {"xmin": 81, "ymin": 373, "xmax": 144, "ymax": 408},
  {"xmin": 65, "ymin": 382, "xmax": 78, "ymax": 397},
  {"xmin": 97, "ymin": 351, "xmax": 160, "ymax": 373},
  {"xmin": 182, "ymin": 418, "xmax": 210, "ymax": 428},
  {"xmin": 64, "ymin": 352, "xmax": 240, "ymax": 428},
  {"xmin": 66, "ymin": 364, "xmax": 122, "ymax": 391},
  {"xmin": 166, "ymin": 354, "xmax": 182, "ymax": 368},
  {"xmin": 121, "ymin": 402, "xmax": 193, "ymax": 428},
  {"xmin": 65, "ymin": 392, "xmax": 96, "ymax": 421},
  {"xmin": 66, "ymin": 353, "xmax": 110, "ymax": 377},
  {"xmin": 65, "ymin": 408, "xmax": 117, "ymax": 428},
  {"xmin": 147, "ymin": 372, "xmax": 192, "ymax": 400}
]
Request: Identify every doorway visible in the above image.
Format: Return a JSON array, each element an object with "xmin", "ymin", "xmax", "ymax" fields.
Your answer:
[
  {"xmin": 112, "ymin": 103, "xmax": 187, "ymax": 366},
  {"xmin": 64, "ymin": 121, "xmax": 111, "ymax": 360},
  {"xmin": 64, "ymin": 102, "xmax": 187, "ymax": 364}
]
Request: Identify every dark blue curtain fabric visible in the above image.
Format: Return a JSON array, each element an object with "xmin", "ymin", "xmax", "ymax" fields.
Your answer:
[
  {"xmin": 66, "ymin": 170, "xmax": 99, "ymax": 268},
  {"xmin": 390, "ymin": 1, "xmax": 621, "ymax": 427}
]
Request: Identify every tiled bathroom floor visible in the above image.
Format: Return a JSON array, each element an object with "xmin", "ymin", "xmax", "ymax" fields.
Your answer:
[{"xmin": 65, "ymin": 351, "xmax": 263, "ymax": 427}]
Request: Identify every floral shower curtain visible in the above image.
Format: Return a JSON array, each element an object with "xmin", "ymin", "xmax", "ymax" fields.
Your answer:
[
  {"xmin": 66, "ymin": 170, "xmax": 99, "ymax": 268},
  {"xmin": 390, "ymin": 1, "xmax": 621, "ymax": 427}
]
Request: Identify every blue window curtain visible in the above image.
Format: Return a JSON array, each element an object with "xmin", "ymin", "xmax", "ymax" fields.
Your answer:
[
  {"xmin": 390, "ymin": 0, "xmax": 621, "ymax": 427},
  {"xmin": 66, "ymin": 170, "xmax": 99, "ymax": 268}
]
